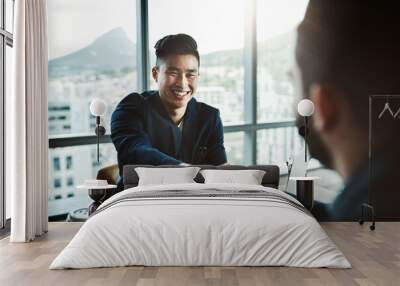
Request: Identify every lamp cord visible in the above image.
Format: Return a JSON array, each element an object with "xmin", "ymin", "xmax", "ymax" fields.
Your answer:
[
  {"xmin": 97, "ymin": 124, "xmax": 100, "ymax": 163},
  {"xmin": 96, "ymin": 116, "xmax": 100, "ymax": 163}
]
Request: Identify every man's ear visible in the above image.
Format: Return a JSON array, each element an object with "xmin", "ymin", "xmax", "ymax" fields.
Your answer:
[
  {"xmin": 151, "ymin": 67, "xmax": 159, "ymax": 83},
  {"xmin": 310, "ymin": 84, "xmax": 339, "ymax": 132}
]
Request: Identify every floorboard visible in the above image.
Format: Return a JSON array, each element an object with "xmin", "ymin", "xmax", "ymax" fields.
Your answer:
[{"xmin": 0, "ymin": 222, "xmax": 399, "ymax": 286}]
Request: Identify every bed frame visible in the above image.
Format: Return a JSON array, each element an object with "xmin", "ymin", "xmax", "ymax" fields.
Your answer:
[{"xmin": 123, "ymin": 165, "xmax": 280, "ymax": 189}]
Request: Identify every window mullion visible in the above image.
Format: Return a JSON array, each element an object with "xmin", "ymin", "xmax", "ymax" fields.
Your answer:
[
  {"xmin": 0, "ymin": 34, "xmax": 4, "ymax": 228},
  {"xmin": 136, "ymin": 0, "xmax": 149, "ymax": 92},
  {"xmin": 244, "ymin": 0, "xmax": 257, "ymax": 164},
  {"xmin": 1, "ymin": 0, "xmax": 5, "ymax": 30}
]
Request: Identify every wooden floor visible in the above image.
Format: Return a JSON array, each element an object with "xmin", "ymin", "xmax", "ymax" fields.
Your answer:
[{"xmin": 0, "ymin": 222, "xmax": 399, "ymax": 286}]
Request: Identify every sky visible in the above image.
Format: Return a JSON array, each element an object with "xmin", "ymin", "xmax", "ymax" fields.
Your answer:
[
  {"xmin": 48, "ymin": 0, "xmax": 308, "ymax": 60},
  {"xmin": 48, "ymin": 0, "xmax": 137, "ymax": 59}
]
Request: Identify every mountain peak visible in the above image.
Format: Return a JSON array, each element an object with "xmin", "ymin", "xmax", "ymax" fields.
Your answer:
[
  {"xmin": 49, "ymin": 27, "xmax": 137, "ymax": 78},
  {"xmin": 92, "ymin": 27, "xmax": 128, "ymax": 45}
]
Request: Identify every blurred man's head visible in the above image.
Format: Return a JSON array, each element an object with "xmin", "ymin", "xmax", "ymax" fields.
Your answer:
[
  {"xmin": 295, "ymin": 0, "xmax": 400, "ymax": 178},
  {"xmin": 152, "ymin": 34, "xmax": 200, "ymax": 111}
]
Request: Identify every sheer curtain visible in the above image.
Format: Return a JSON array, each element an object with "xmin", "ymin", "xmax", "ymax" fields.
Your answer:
[{"xmin": 9, "ymin": 0, "xmax": 49, "ymax": 242}]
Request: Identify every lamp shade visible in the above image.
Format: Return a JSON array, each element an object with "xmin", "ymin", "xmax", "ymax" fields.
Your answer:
[
  {"xmin": 90, "ymin": 98, "xmax": 106, "ymax": 116},
  {"xmin": 297, "ymin": 99, "xmax": 315, "ymax": 117}
]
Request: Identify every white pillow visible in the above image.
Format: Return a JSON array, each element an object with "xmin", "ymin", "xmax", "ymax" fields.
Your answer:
[
  {"xmin": 135, "ymin": 167, "xmax": 201, "ymax": 186},
  {"xmin": 200, "ymin": 169, "xmax": 266, "ymax": 185}
]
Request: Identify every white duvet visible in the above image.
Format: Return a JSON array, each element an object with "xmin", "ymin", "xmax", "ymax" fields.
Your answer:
[{"xmin": 50, "ymin": 183, "xmax": 351, "ymax": 269}]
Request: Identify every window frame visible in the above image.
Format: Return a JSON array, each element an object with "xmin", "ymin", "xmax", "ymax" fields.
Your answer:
[{"xmin": 1, "ymin": 0, "xmax": 14, "ymax": 232}]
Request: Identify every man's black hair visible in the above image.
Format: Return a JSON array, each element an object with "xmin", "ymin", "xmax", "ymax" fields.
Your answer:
[
  {"xmin": 296, "ymin": 0, "xmax": 400, "ymax": 129},
  {"xmin": 154, "ymin": 34, "xmax": 200, "ymax": 67}
]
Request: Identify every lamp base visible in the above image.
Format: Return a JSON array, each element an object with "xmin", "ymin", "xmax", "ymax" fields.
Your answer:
[{"xmin": 88, "ymin": 188, "xmax": 107, "ymax": 215}]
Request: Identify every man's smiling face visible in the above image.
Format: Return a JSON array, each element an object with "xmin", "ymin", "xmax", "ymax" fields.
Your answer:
[{"xmin": 152, "ymin": 54, "xmax": 199, "ymax": 110}]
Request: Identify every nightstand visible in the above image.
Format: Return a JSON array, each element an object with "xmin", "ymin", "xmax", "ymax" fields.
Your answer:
[
  {"xmin": 289, "ymin": 176, "xmax": 320, "ymax": 210},
  {"xmin": 77, "ymin": 184, "xmax": 116, "ymax": 215}
]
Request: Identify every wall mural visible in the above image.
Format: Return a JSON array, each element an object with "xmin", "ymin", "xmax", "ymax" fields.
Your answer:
[{"xmin": 368, "ymin": 95, "xmax": 400, "ymax": 220}]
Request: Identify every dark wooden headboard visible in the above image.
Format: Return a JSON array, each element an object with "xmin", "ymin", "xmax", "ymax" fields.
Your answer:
[{"xmin": 123, "ymin": 165, "xmax": 280, "ymax": 189}]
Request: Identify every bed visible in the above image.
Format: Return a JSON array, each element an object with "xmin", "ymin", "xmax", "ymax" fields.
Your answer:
[{"xmin": 50, "ymin": 165, "xmax": 350, "ymax": 269}]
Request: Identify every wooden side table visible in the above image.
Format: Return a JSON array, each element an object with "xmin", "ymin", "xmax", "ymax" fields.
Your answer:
[
  {"xmin": 289, "ymin": 177, "xmax": 320, "ymax": 210},
  {"xmin": 77, "ymin": 184, "xmax": 117, "ymax": 215}
]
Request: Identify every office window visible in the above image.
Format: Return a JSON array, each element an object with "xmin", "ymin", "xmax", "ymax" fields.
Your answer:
[
  {"xmin": 48, "ymin": 143, "xmax": 117, "ymax": 218},
  {"xmin": 256, "ymin": 0, "xmax": 308, "ymax": 123},
  {"xmin": 66, "ymin": 177, "xmax": 74, "ymax": 186},
  {"xmin": 66, "ymin": 155, "xmax": 73, "ymax": 170},
  {"xmin": 224, "ymin": 132, "xmax": 245, "ymax": 165},
  {"xmin": 54, "ymin": 178, "xmax": 62, "ymax": 189},
  {"xmin": 53, "ymin": 157, "xmax": 60, "ymax": 171},
  {"xmin": 4, "ymin": 46, "xmax": 12, "ymax": 221},
  {"xmin": 148, "ymin": 0, "xmax": 246, "ymax": 126},
  {"xmin": 2, "ymin": 0, "xmax": 14, "ymax": 226},
  {"xmin": 5, "ymin": 0, "xmax": 14, "ymax": 32},
  {"xmin": 47, "ymin": 0, "xmax": 138, "ymax": 135},
  {"xmin": 257, "ymin": 127, "xmax": 303, "ymax": 165},
  {"xmin": 47, "ymin": 0, "xmax": 137, "ymax": 219}
]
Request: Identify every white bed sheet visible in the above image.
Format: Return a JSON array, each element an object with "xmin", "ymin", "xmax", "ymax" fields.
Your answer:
[{"xmin": 50, "ymin": 183, "xmax": 350, "ymax": 269}]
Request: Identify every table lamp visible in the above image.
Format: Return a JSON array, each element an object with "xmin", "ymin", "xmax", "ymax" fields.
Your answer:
[
  {"xmin": 90, "ymin": 98, "xmax": 106, "ymax": 163},
  {"xmin": 297, "ymin": 99, "xmax": 315, "ymax": 168}
]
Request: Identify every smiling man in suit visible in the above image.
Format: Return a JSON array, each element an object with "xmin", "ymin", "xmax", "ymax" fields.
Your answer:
[{"xmin": 111, "ymin": 34, "xmax": 227, "ymax": 190}]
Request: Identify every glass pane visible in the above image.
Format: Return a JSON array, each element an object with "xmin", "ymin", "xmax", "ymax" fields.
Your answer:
[
  {"xmin": 224, "ymin": 132, "xmax": 245, "ymax": 165},
  {"xmin": 257, "ymin": 127, "xmax": 303, "ymax": 166},
  {"xmin": 48, "ymin": 143, "xmax": 117, "ymax": 219},
  {"xmin": 148, "ymin": 0, "xmax": 245, "ymax": 126},
  {"xmin": 5, "ymin": 0, "xmax": 14, "ymax": 33},
  {"xmin": 256, "ymin": 0, "xmax": 308, "ymax": 123},
  {"xmin": 5, "ymin": 44, "xmax": 12, "ymax": 219},
  {"xmin": 47, "ymin": 0, "xmax": 137, "ymax": 136}
]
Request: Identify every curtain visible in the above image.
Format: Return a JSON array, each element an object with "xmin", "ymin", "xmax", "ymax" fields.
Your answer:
[{"xmin": 9, "ymin": 0, "xmax": 49, "ymax": 242}]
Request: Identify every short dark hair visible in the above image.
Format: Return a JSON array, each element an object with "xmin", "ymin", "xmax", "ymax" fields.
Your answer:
[
  {"xmin": 154, "ymin": 34, "xmax": 200, "ymax": 67},
  {"xmin": 296, "ymin": 0, "xmax": 400, "ymax": 127}
]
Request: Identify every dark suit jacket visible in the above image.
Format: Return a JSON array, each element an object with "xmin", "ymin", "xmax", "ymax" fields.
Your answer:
[{"xmin": 111, "ymin": 91, "xmax": 227, "ymax": 187}]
